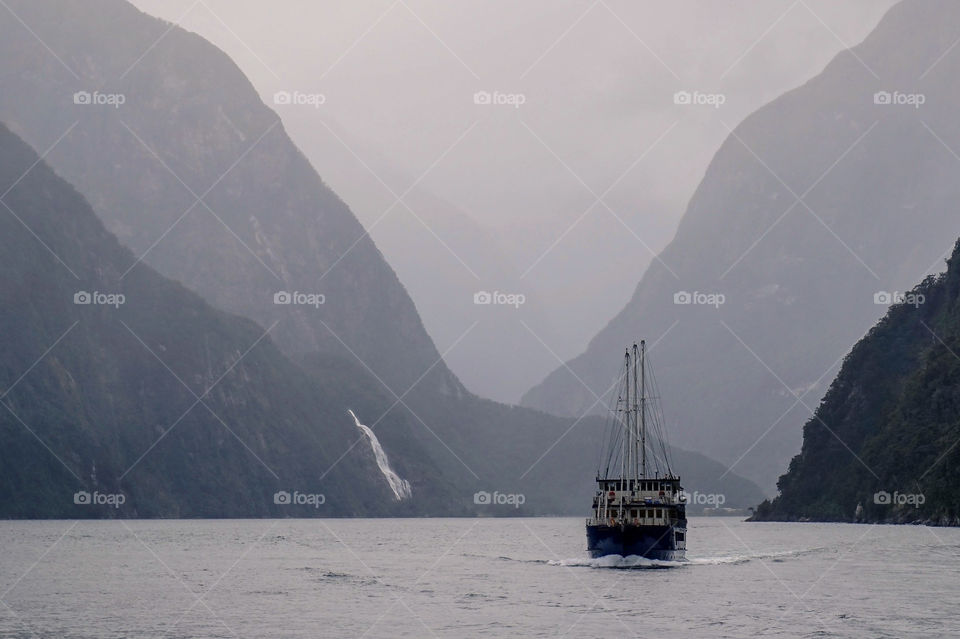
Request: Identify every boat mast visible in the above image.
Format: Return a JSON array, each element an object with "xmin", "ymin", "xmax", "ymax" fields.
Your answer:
[
  {"xmin": 620, "ymin": 349, "xmax": 633, "ymax": 490},
  {"xmin": 640, "ymin": 340, "xmax": 646, "ymax": 478},
  {"xmin": 631, "ymin": 343, "xmax": 639, "ymax": 485}
]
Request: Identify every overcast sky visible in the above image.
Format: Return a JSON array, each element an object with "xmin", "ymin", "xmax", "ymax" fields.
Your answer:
[{"xmin": 128, "ymin": 0, "xmax": 898, "ymax": 401}]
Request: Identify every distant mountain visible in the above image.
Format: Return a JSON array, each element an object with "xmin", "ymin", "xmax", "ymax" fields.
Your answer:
[
  {"xmin": 753, "ymin": 240, "xmax": 960, "ymax": 525},
  {"xmin": 383, "ymin": 379, "xmax": 767, "ymax": 515},
  {"xmin": 0, "ymin": 121, "xmax": 412, "ymax": 517},
  {"xmin": 281, "ymin": 119, "xmax": 564, "ymax": 403},
  {"xmin": 523, "ymin": 0, "xmax": 960, "ymax": 491}
]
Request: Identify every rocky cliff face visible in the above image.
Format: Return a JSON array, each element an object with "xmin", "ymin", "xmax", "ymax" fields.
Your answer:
[
  {"xmin": 0, "ymin": 121, "xmax": 413, "ymax": 517},
  {"xmin": 0, "ymin": 0, "xmax": 458, "ymax": 399},
  {"xmin": 523, "ymin": 0, "xmax": 960, "ymax": 490},
  {"xmin": 753, "ymin": 239, "xmax": 960, "ymax": 525}
]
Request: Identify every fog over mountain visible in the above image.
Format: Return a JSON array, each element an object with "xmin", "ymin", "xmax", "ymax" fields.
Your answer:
[
  {"xmin": 0, "ymin": 0, "xmax": 763, "ymax": 516},
  {"xmin": 3, "ymin": 2, "xmax": 960, "ymax": 635},
  {"xmin": 525, "ymin": 0, "xmax": 960, "ymax": 491},
  {"xmin": 126, "ymin": 0, "xmax": 895, "ymax": 402},
  {"xmin": 0, "ymin": 0, "xmax": 457, "ymax": 401}
]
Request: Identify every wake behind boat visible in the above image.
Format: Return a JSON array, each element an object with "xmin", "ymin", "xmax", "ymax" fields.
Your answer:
[{"xmin": 586, "ymin": 341, "xmax": 687, "ymax": 560}]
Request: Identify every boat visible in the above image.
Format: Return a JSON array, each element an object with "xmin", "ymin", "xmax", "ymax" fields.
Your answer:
[{"xmin": 586, "ymin": 340, "xmax": 687, "ymax": 560}]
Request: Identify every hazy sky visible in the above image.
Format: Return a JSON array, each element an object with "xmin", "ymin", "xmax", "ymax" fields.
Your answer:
[{"xmin": 128, "ymin": 0, "xmax": 897, "ymax": 401}]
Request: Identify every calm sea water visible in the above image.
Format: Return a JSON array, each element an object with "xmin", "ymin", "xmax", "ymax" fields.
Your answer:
[{"xmin": 0, "ymin": 517, "xmax": 957, "ymax": 638}]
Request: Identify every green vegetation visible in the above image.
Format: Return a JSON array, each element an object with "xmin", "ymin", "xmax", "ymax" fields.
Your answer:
[{"xmin": 753, "ymin": 240, "xmax": 960, "ymax": 525}]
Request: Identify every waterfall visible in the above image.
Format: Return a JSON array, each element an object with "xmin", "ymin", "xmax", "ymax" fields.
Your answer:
[{"xmin": 348, "ymin": 410, "xmax": 412, "ymax": 501}]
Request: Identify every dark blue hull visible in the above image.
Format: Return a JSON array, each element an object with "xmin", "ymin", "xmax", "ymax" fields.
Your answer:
[{"xmin": 586, "ymin": 523, "xmax": 686, "ymax": 560}]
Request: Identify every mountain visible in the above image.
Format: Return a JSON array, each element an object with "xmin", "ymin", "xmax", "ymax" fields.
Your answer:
[
  {"xmin": 0, "ymin": 0, "xmax": 455, "ymax": 398},
  {"xmin": 522, "ymin": 0, "xmax": 960, "ymax": 491},
  {"xmin": 0, "ymin": 121, "xmax": 416, "ymax": 517},
  {"xmin": 753, "ymin": 240, "xmax": 960, "ymax": 525},
  {"xmin": 0, "ymin": 0, "xmax": 483, "ymax": 511}
]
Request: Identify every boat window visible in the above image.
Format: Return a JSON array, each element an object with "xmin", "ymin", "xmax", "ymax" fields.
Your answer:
[
  {"xmin": 676, "ymin": 532, "xmax": 685, "ymax": 542},
  {"xmin": 656, "ymin": 509, "xmax": 663, "ymax": 519},
  {"xmin": 630, "ymin": 509, "xmax": 637, "ymax": 518}
]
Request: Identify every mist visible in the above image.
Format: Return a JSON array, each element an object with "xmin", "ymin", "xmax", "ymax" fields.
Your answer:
[
  {"xmin": 127, "ymin": 0, "xmax": 894, "ymax": 402},
  {"xmin": 3, "ymin": 1, "xmax": 960, "ymax": 635}
]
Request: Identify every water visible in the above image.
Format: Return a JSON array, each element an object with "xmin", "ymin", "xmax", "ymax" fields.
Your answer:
[
  {"xmin": 0, "ymin": 517, "xmax": 957, "ymax": 638},
  {"xmin": 347, "ymin": 409, "xmax": 412, "ymax": 501}
]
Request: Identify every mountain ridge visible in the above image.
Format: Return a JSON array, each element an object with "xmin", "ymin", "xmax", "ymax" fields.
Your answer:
[{"xmin": 0, "ymin": 0, "xmax": 458, "ymax": 399}]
